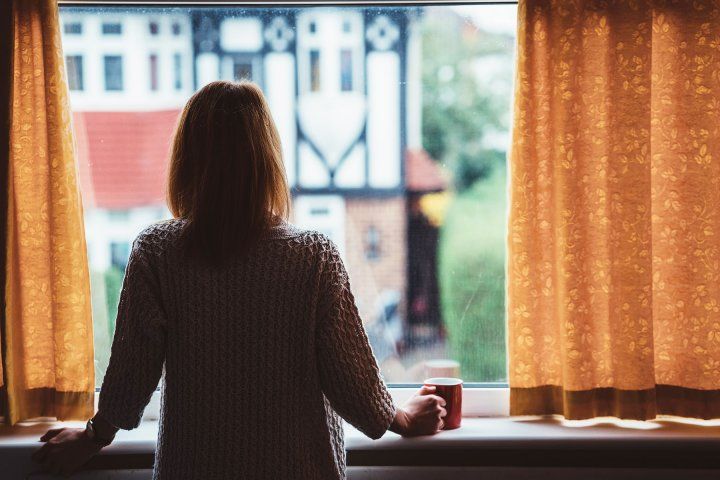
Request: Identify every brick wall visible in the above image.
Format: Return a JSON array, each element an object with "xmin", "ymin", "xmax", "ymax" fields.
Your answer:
[{"xmin": 344, "ymin": 196, "xmax": 407, "ymax": 327}]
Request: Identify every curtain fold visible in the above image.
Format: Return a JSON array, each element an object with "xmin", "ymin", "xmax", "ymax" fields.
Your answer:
[
  {"xmin": 3, "ymin": 0, "xmax": 94, "ymax": 424},
  {"xmin": 509, "ymin": 0, "xmax": 720, "ymax": 420}
]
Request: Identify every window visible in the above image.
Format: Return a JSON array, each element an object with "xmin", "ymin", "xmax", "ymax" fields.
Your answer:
[
  {"xmin": 340, "ymin": 49, "xmax": 353, "ymax": 92},
  {"xmin": 102, "ymin": 22, "xmax": 122, "ymax": 35},
  {"xmin": 149, "ymin": 21, "xmax": 159, "ymax": 35},
  {"xmin": 232, "ymin": 59, "xmax": 253, "ymax": 81},
  {"xmin": 149, "ymin": 54, "xmax": 159, "ymax": 91},
  {"xmin": 365, "ymin": 226, "xmax": 381, "ymax": 260},
  {"xmin": 65, "ymin": 55, "xmax": 84, "ymax": 91},
  {"xmin": 309, "ymin": 49, "xmax": 321, "ymax": 92},
  {"xmin": 103, "ymin": 55, "xmax": 123, "ymax": 91},
  {"xmin": 60, "ymin": 4, "xmax": 517, "ymax": 387},
  {"xmin": 64, "ymin": 22, "xmax": 82, "ymax": 35},
  {"xmin": 110, "ymin": 242, "xmax": 131, "ymax": 270},
  {"xmin": 173, "ymin": 53, "xmax": 183, "ymax": 90}
]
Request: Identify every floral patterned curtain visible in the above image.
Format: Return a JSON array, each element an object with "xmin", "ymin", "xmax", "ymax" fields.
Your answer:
[
  {"xmin": 509, "ymin": 0, "xmax": 720, "ymax": 419},
  {"xmin": 3, "ymin": 0, "xmax": 94, "ymax": 424}
]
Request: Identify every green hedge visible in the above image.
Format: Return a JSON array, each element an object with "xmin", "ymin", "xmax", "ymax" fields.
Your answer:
[
  {"xmin": 439, "ymin": 166, "xmax": 507, "ymax": 382},
  {"xmin": 104, "ymin": 266, "xmax": 125, "ymax": 338}
]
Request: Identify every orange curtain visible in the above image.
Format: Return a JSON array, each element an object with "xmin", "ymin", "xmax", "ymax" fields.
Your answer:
[
  {"xmin": 509, "ymin": 0, "xmax": 720, "ymax": 420},
  {"xmin": 3, "ymin": 0, "xmax": 94, "ymax": 424}
]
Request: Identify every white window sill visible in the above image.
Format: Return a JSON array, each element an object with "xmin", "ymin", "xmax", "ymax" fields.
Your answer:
[{"xmin": 3, "ymin": 416, "xmax": 720, "ymax": 477}]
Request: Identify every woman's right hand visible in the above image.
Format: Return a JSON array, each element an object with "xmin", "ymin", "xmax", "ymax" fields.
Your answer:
[{"xmin": 390, "ymin": 385, "xmax": 447, "ymax": 437}]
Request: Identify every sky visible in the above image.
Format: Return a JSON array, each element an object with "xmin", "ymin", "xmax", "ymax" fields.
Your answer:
[{"xmin": 451, "ymin": 4, "xmax": 518, "ymax": 36}]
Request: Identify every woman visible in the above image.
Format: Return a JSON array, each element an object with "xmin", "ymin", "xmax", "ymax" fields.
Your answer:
[{"xmin": 33, "ymin": 81, "xmax": 446, "ymax": 479}]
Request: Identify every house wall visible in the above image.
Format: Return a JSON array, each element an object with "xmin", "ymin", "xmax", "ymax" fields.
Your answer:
[
  {"xmin": 344, "ymin": 196, "xmax": 407, "ymax": 328},
  {"xmin": 60, "ymin": 12, "xmax": 193, "ymax": 111}
]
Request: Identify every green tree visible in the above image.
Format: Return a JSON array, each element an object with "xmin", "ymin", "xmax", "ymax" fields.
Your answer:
[
  {"xmin": 421, "ymin": 9, "xmax": 511, "ymax": 190},
  {"xmin": 422, "ymin": 10, "xmax": 513, "ymax": 381}
]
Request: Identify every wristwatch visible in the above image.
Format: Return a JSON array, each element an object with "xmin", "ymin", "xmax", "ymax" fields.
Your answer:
[{"xmin": 85, "ymin": 418, "xmax": 116, "ymax": 447}]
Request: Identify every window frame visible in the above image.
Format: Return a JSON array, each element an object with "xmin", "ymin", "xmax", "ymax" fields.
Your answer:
[{"xmin": 62, "ymin": 0, "xmax": 516, "ymax": 416}]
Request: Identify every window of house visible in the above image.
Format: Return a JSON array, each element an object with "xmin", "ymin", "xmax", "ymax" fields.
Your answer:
[
  {"xmin": 365, "ymin": 226, "xmax": 381, "ymax": 261},
  {"xmin": 149, "ymin": 21, "xmax": 159, "ymax": 35},
  {"xmin": 232, "ymin": 59, "xmax": 253, "ymax": 82},
  {"xmin": 65, "ymin": 55, "xmax": 84, "ymax": 91},
  {"xmin": 340, "ymin": 49, "xmax": 353, "ymax": 92},
  {"xmin": 60, "ymin": 4, "xmax": 517, "ymax": 388},
  {"xmin": 149, "ymin": 54, "xmax": 159, "ymax": 91},
  {"xmin": 102, "ymin": 22, "xmax": 122, "ymax": 35},
  {"xmin": 173, "ymin": 53, "xmax": 183, "ymax": 90},
  {"xmin": 64, "ymin": 22, "xmax": 82, "ymax": 35},
  {"xmin": 110, "ymin": 242, "xmax": 131, "ymax": 270},
  {"xmin": 309, "ymin": 49, "xmax": 321, "ymax": 92},
  {"xmin": 103, "ymin": 55, "xmax": 123, "ymax": 91}
]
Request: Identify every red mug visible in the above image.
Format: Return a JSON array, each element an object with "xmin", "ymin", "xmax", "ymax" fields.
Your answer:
[{"xmin": 424, "ymin": 377, "xmax": 463, "ymax": 430}]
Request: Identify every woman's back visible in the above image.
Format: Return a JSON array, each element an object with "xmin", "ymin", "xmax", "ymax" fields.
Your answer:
[
  {"xmin": 97, "ymin": 219, "xmax": 395, "ymax": 480},
  {"xmin": 35, "ymin": 82, "xmax": 446, "ymax": 478}
]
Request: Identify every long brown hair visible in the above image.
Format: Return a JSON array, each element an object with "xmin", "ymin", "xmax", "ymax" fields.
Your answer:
[{"xmin": 167, "ymin": 81, "xmax": 290, "ymax": 263}]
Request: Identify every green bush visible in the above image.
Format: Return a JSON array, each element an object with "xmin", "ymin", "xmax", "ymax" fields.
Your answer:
[
  {"xmin": 441, "ymin": 252, "xmax": 506, "ymax": 381},
  {"xmin": 439, "ymin": 166, "xmax": 507, "ymax": 382},
  {"xmin": 104, "ymin": 266, "xmax": 125, "ymax": 338},
  {"xmin": 89, "ymin": 266, "xmax": 126, "ymax": 385}
]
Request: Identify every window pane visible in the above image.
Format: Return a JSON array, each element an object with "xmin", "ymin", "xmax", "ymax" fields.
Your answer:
[
  {"xmin": 310, "ymin": 49, "xmax": 321, "ymax": 92},
  {"xmin": 232, "ymin": 59, "xmax": 253, "ymax": 82},
  {"xmin": 149, "ymin": 21, "xmax": 159, "ymax": 35},
  {"xmin": 64, "ymin": 22, "xmax": 82, "ymax": 35},
  {"xmin": 65, "ymin": 55, "xmax": 83, "ymax": 91},
  {"xmin": 149, "ymin": 54, "xmax": 159, "ymax": 91},
  {"xmin": 340, "ymin": 49, "xmax": 352, "ymax": 92},
  {"xmin": 102, "ymin": 22, "xmax": 122, "ymax": 35},
  {"xmin": 104, "ymin": 55, "xmax": 123, "ymax": 91},
  {"xmin": 60, "ymin": 5, "xmax": 516, "ymax": 386},
  {"xmin": 174, "ymin": 53, "xmax": 183, "ymax": 90},
  {"xmin": 110, "ymin": 241, "xmax": 131, "ymax": 270}
]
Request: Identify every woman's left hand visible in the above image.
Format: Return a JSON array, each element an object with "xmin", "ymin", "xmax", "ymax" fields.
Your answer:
[{"xmin": 32, "ymin": 428, "xmax": 103, "ymax": 477}]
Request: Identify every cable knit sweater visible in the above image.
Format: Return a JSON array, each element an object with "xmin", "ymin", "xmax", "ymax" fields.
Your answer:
[{"xmin": 97, "ymin": 219, "xmax": 397, "ymax": 480}]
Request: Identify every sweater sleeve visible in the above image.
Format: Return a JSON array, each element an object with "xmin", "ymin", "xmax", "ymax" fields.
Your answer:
[
  {"xmin": 97, "ymin": 235, "xmax": 167, "ymax": 429},
  {"xmin": 315, "ymin": 239, "xmax": 397, "ymax": 440}
]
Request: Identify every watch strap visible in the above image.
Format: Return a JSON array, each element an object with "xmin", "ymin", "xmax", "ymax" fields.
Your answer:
[{"xmin": 86, "ymin": 418, "xmax": 114, "ymax": 447}]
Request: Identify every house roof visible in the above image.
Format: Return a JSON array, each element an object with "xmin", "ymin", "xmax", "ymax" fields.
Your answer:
[
  {"xmin": 74, "ymin": 110, "xmax": 446, "ymax": 209},
  {"xmin": 405, "ymin": 148, "xmax": 448, "ymax": 193},
  {"xmin": 74, "ymin": 110, "xmax": 180, "ymax": 209}
]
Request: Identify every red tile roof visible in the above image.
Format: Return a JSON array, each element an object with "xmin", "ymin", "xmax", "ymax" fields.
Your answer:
[
  {"xmin": 405, "ymin": 148, "xmax": 448, "ymax": 192},
  {"xmin": 73, "ymin": 111, "xmax": 445, "ymax": 208},
  {"xmin": 74, "ymin": 110, "xmax": 180, "ymax": 209}
]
